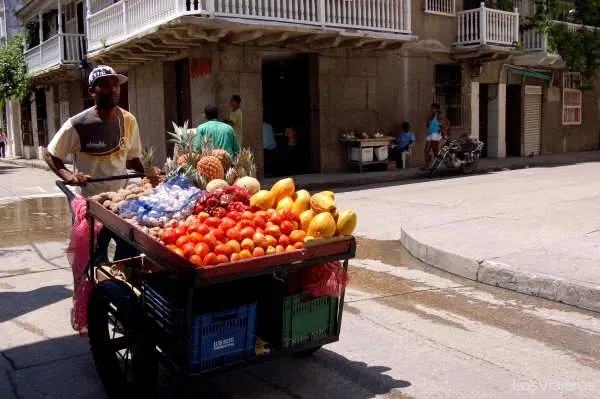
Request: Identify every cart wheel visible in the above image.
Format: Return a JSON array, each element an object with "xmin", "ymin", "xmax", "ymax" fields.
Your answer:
[
  {"xmin": 293, "ymin": 346, "xmax": 322, "ymax": 358},
  {"xmin": 88, "ymin": 280, "xmax": 157, "ymax": 399}
]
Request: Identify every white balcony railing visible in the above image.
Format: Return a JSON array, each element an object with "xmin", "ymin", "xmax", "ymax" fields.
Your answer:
[
  {"xmin": 24, "ymin": 33, "xmax": 86, "ymax": 75},
  {"xmin": 425, "ymin": 0, "xmax": 455, "ymax": 16},
  {"xmin": 522, "ymin": 21, "xmax": 598, "ymax": 52},
  {"xmin": 87, "ymin": 0, "xmax": 412, "ymax": 53},
  {"xmin": 455, "ymin": 3, "xmax": 519, "ymax": 47}
]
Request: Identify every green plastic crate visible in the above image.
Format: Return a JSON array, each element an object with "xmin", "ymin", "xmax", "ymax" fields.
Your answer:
[{"xmin": 281, "ymin": 295, "xmax": 339, "ymax": 348}]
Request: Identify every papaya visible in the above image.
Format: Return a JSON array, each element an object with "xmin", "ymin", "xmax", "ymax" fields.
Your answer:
[
  {"xmin": 250, "ymin": 190, "xmax": 275, "ymax": 210},
  {"xmin": 336, "ymin": 209, "xmax": 357, "ymax": 236},
  {"xmin": 292, "ymin": 189, "xmax": 310, "ymax": 215},
  {"xmin": 310, "ymin": 192, "xmax": 336, "ymax": 214},
  {"xmin": 307, "ymin": 212, "xmax": 336, "ymax": 239},
  {"xmin": 276, "ymin": 197, "xmax": 294, "ymax": 212},
  {"xmin": 299, "ymin": 209, "xmax": 315, "ymax": 231},
  {"xmin": 270, "ymin": 178, "xmax": 295, "ymax": 203}
]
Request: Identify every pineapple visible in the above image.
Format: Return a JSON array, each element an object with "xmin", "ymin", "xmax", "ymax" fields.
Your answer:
[
  {"xmin": 211, "ymin": 148, "xmax": 232, "ymax": 171},
  {"xmin": 225, "ymin": 167, "xmax": 239, "ymax": 185},
  {"xmin": 233, "ymin": 147, "xmax": 257, "ymax": 178},
  {"xmin": 141, "ymin": 146, "xmax": 161, "ymax": 187},
  {"xmin": 167, "ymin": 121, "xmax": 195, "ymax": 158},
  {"xmin": 197, "ymin": 156, "xmax": 225, "ymax": 181}
]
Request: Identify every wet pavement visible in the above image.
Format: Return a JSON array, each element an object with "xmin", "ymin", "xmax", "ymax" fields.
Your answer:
[{"xmin": 0, "ymin": 199, "xmax": 599, "ymax": 398}]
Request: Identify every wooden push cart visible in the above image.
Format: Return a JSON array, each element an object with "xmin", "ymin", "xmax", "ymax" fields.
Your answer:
[{"xmin": 57, "ymin": 178, "xmax": 356, "ymax": 399}]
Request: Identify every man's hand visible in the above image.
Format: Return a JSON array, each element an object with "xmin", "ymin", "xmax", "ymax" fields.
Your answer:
[{"xmin": 66, "ymin": 173, "xmax": 91, "ymax": 186}]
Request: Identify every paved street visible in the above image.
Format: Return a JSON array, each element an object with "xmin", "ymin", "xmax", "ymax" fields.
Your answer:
[{"xmin": 1, "ymin": 163, "xmax": 599, "ymax": 398}]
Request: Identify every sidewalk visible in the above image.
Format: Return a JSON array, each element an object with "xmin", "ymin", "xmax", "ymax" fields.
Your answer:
[
  {"xmin": 5, "ymin": 150, "xmax": 600, "ymax": 191},
  {"xmin": 336, "ymin": 161, "xmax": 600, "ymax": 313}
]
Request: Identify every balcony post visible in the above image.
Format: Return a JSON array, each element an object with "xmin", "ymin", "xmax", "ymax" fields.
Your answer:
[
  {"xmin": 57, "ymin": 0, "xmax": 64, "ymax": 62},
  {"xmin": 514, "ymin": 7, "xmax": 519, "ymax": 44},
  {"xmin": 123, "ymin": 0, "xmax": 128, "ymax": 35},
  {"xmin": 38, "ymin": 12, "xmax": 43, "ymax": 66},
  {"xmin": 205, "ymin": 0, "xmax": 215, "ymax": 13},
  {"xmin": 479, "ymin": 2, "xmax": 486, "ymax": 45},
  {"xmin": 406, "ymin": 0, "xmax": 411, "ymax": 32},
  {"xmin": 318, "ymin": 0, "xmax": 326, "ymax": 27}
]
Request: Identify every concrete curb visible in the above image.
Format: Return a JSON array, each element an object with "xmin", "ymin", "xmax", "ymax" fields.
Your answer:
[{"xmin": 400, "ymin": 228, "xmax": 600, "ymax": 314}]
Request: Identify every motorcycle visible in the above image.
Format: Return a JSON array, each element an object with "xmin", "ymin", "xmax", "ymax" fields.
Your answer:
[{"xmin": 429, "ymin": 136, "xmax": 484, "ymax": 177}]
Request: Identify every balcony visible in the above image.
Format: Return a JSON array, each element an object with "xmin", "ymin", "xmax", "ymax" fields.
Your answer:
[
  {"xmin": 454, "ymin": 3, "xmax": 519, "ymax": 48},
  {"xmin": 424, "ymin": 0, "xmax": 455, "ymax": 16},
  {"xmin": 87, "ymin": 0, "xmax": 413, "ymax": 54},
  {"xmin": 24, "ymin": 33, "xmax": 86, "ymax": 76}
]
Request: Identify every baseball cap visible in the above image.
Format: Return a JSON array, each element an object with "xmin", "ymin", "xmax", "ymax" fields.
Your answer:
[{"xmin": 88, "ymin": 65, "xmax": 128, "ymax": 87}]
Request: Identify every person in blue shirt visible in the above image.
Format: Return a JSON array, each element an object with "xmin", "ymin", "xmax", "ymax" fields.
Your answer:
[
  {"xmin": 263, "ymin": 120, "xmax": 277, "ymax": 177},
  {"xmin": 391, "ymin": 122, "xmax": 415, "ymax": 169},
  {"xmin": 424, "ymin": 103, "xmax": 449, "ymax": 170}
]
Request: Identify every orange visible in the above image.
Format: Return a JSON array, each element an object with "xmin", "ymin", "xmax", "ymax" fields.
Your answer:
[
  {"xmin": 238, "ymin": 249, "xmax": 252, "ymax": 259},
  {"xmin": 252, "ymin": 247, "xmax": 265, "ymax": 257},
  {"xmin": 215, "ymin": 254, "xmax": 229, "ymax": 264},
  {"xmin": 289, "ymin": 230, "xmax": 306, "ymax": 244},
  {"xmin": 241, "ymin": 238, "xmax": 255, "ymax": 251}
]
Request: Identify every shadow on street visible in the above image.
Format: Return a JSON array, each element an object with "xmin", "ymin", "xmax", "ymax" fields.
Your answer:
[{"xmin": 0, "ymin": 285, "xmax": 72, "ymax": 324}]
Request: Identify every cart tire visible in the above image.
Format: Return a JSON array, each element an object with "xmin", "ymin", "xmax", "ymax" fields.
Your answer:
[
  {"xmin": 293, "ymin": 346, "xmax": 322, "ymax": 358},
  {"xmin": 88, "ymin": 280, "xmax": 158, "ymax": 399}
]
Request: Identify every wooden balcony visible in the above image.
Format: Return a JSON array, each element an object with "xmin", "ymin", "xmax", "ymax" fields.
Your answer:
[
  {"xmin": 24, "ymin": 33, "xmax": 86, "ymax": 77},
  {"xmin": 86, "ymin": 0, "xmax": 414, "ymax": 58}
]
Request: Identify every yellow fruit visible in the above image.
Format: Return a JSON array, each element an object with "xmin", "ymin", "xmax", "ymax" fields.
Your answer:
[
  {"xmin": 310, "ymin": 192, "xmax": 336, "ymax": 214},
  {"xmin": 276, "ymin": 197, "xmax": 294, "ymax": 212},
  {"xmin": 304, "ymin": 235, "xmax": 315, "ymax": 242},
  {"xmin": 271, "ymin": 178, "xmax": 295, "ymax": 203},
  {"xmin": 292, "ymin": 189, "xmax": 310, "ymax": 215},
  {"xmin": 336, "ymin": 209, "xmax": 357, "ymax": 236},
  {"xmin": 307, "ymin": 212, "xmax": 336, "ymax": 239},
  {"xmin": 250, "ymin": 190, "xmax": 275, "ymax": 210},
  {"xmin": 299, "ymin": 209, "xmax": 315, "ymax": 231},
  {"xmin": 322, "ymin": 190, "xmax": 335, "ymax": 199}
]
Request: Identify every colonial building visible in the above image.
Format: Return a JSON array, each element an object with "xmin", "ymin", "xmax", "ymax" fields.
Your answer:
[{"xmin": 6, "ymin": 0, "xmax": 599, "ymax": 175}]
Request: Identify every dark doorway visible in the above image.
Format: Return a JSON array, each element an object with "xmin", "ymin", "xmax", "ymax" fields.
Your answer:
[
  {"xmin": 479, "ymin": 84, "xmax": 489, "ymax": 157},
  {"xmin": 175, "ymin": 59, "xmax": 192, "ymax": 126},
  {"xmin": 506, "ymin": 84, "xmax": 522, "ymax": 156},
  {"xmin": 261, "ymin": 53, "xmax": 313, "ymax": 177},
  {"xmin": 35, "ymin": 88, "xmax": 48, "ymax": 146},
  {"xmin": 463, "ymin": 0, "xmax": 481, "ymax": 9},
  {"xmin": 118, "ymin": 76, "xmax": 129, "ymax": 111}
]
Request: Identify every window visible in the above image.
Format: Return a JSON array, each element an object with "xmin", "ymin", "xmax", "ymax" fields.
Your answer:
[
  {"xmin": 434, "ymin": 64, "xmax": 463, "ymax": 128},
  {"xmin": 424, "ymin": 0, "xmax": 455, "ymax": 15},
  {"xmin": 562, "ymin": 72, "xmax": 582, "ymax": 125}
]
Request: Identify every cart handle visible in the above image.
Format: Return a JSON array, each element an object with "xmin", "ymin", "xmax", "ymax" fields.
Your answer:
[{"xmin": 56, "ymin": 173, "xmax": 145, "ymax": 202}]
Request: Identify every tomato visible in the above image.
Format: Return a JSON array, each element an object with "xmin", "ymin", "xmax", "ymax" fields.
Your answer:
[
  {"xmin": 201, "ymin": 232, "xmax": 217, "ymax": 249},
  {"xmin": 226, "ymin": 228, "xmax": 242, "ymax": 242},
  {"xmin": 194, "ymin": 242, "xmax": 210, "ymax": 258},
  {"xmin": 174, "ymin": 226, "xmax": 186, "ymax": 237},
  {"xmin": 252, "ymin": 247, "xmax": 265, "ymax": 257},
  {"xmin": 227, "ymin": 240, "xmax": 241, "ymax": 253},
  {"xmin": 252, "ymin": 215, "xmax": 266, "ymax": 229},
  {"xmin": 161, "ymin": 229, "xmax": 178, "ymax": 245},
  {"xmin": 189, "ymin": 254, "xmax": 203, "ymax": 267},
  {"xmin": 269, "ymin": 213, "xmax": 282, "ymax": 225},
  {"xmin": 255, "ymin": 210, "xmax": 269, "ymax": 220},
  {"xmin": 285, "ymin": 245, "xmax": 297, "ymax": 253},
  {"xmin": 237, "ymin": 219, "xmax": 255, "ymax": 230},
  {"xmin": 227, "ymin": 210, "xmax": 242, "ymax": 222},
  {"xmin": 265, "ymin": 235, "xmax": 278, "ymax": 248},
  {"xmin": 275, "ymin": 245, "xmax": 285, "ymax": 254},
  {"xmin": 181, "ymin": 242, "xmax": 196, "ymax": 259},
  {"xmin": 188, "ymin": 232, "xmax": 203, "ymax": 244},
  {"xmin": 230, "ymin": 253, "xmax": 241, "ymax": 262},
  {"xmin": 289, "ymin": 230, "xmax": 306, "ymax": 244},
  {"xmin": 240, "ymin": 238, "xmax": 255, "ymax": 251},
  {"xmin": 264, "ymin": 225, "xmax": 281, "ymax": 239},
  {"xmin": 195, "ymin": 224, "xmax": 210, "ymax": 236},
  {"xmin": 242, "ymin": 211, "xmax": 254, "ymax": 220},
  {"xmin": 240, "ymin": 226, "xmax": 256, "ymax": 240},
  {"xmin": 205, "ymin": 217, "xmax": 222, "ymax": 228},
  {"xmin": 215, "ymin": 254, "xmax": 229, "ymax": 264},
  {"xmin": 212, "ymin": 227, "xmax": 226, "ymax": 242},
  {"xmin": 238, "ymin": 249, "xmax": 252, "ymax": 259},
  {"xmin": 215, "ymin": 243, "xmax": 234, "ymax": 258},
  {"xmin": 280, "ymin": 220, "xmax": 294, "ymax": 235},
  {"xmin": 266, "ymin": 246, "xmax": 276, "ymax": 255},
  {"xmin": 279, "ymin": 208, "xmax": 298, "ymax": 222},
  {"xmin": 203, "ymin": 252, "xmax": 218, "ymax": 266},
  {"xmin": 196, "ymin": 212, "xmax": 210, "ymax": 222},
  {"xmin": 293, "ymin": 242, "xmax": 304, "ymax": 250},
  {"xmin": 176, "ymin": 235, "xmax": 190, "ymax": 247},
  {"xmin": 186, "ymin": 222, "xmax": 200, "ymax": 235},
  {"xmin": 220, "ymin": 217, "xmax": 237, "ymax": 230},
  {"xmin": 278, "ymin": 234, "xmax": 290, "ymax": 247},
  {"xmin": 251, "ymin": 232, "xmax": 267, "ymax": 248}
]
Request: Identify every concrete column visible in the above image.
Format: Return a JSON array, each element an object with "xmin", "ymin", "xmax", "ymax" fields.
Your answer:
[
  {"xmin": 6, "ymin": 99, "xmax": 22, "ymax": 157},
  {"xmin": 46, "ymin": 86, "xmax": 56, "ymax": 141},
  {"xmin": 470, "ymin": 81, "xmax": 479, "ymax": 139},
  {"xmin": 484, "ymin": 83, "xmax": 507, "ymax": 158},
  {"xmin": 30, "ymin": 94, "xmax": 39, "ymax": 159},
  {"xmin": 496, "ymin": 83, "xmax": 506, "ymax": 158}
]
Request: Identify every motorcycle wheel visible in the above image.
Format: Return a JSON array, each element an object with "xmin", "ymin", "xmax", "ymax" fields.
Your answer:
[
  {"xmin": 460, "ymin": 161, "xmax": 478, "ymax": 174},
  {"xmin": 429, "ymin": 154, "xmax": 444, "ymax": 177}
]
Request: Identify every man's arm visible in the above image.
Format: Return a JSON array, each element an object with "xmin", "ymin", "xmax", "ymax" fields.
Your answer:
[{"xmin": 43, "ymin": 149, "xmax": 90, "ymax": 185}]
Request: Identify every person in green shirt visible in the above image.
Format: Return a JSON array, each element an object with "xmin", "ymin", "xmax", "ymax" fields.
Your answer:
[{"xmin": 194, "ymin": 104, "xmax": 240, "ymax": 157}]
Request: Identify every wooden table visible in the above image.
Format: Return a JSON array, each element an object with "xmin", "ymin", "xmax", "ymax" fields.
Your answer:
[{"xmin": 340, "ymin": 137, "xmax": 394, "ymax": 172}]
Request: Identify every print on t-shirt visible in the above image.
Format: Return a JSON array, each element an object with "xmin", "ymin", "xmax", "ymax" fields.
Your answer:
[{"xmin": 71, "ymin": 108, "xmax": 125, "ymax": 156}]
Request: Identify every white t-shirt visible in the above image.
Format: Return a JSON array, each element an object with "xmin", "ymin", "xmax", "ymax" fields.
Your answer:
[{"xmin": 48, "ymin": 107, "xmax": 142, "ymax": 197}]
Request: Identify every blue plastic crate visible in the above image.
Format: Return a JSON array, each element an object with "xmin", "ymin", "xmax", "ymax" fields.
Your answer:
[{"xmin": 190, "ymin": 303, "xmax": 257, "ymax": 373}]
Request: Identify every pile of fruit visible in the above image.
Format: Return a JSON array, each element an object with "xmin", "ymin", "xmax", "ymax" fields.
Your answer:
[{"xmin": 156, "ymin": 177, "xmax": 356, "ymax": 267}]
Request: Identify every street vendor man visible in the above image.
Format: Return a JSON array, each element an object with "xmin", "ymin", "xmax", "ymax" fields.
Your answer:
[{"xmin": 43, "ymin": 65, "xmax": 150, "ymax": 261}]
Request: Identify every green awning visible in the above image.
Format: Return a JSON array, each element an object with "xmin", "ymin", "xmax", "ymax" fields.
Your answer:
[{"xmin": 508, "ymin": 68, "xmax": 554, "ymax": 87}]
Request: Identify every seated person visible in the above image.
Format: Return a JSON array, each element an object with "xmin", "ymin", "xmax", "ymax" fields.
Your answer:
[{"xmin": 391, "ymin": 122, "xmax": 415, "ymax": 169}]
